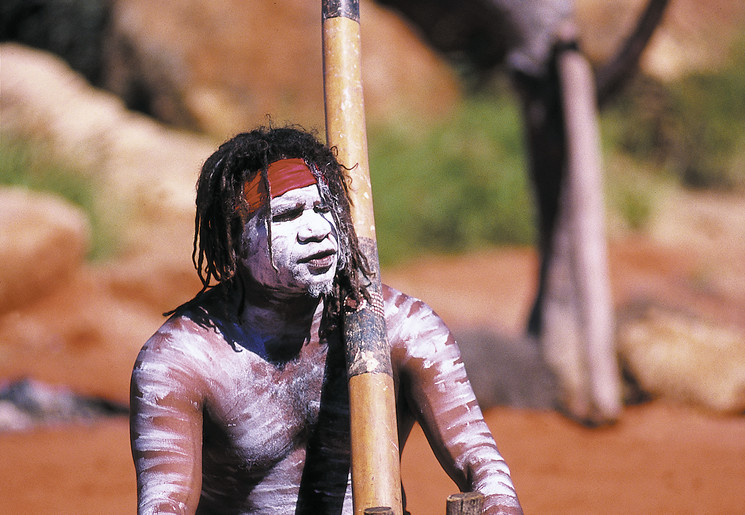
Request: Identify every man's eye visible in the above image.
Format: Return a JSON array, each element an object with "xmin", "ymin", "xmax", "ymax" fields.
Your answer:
[
  {"xmin": 272, "ymin": 207, "xmax": 303, "ymax": 222},
  {"xmin": 315, "ymin": 204, "xmax": 331, "ymax": 214}
]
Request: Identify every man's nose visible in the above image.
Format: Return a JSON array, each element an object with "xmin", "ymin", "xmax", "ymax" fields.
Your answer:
[{"xmin": 297, "ymin": 211, "xmax": 331, "ymax": 242}]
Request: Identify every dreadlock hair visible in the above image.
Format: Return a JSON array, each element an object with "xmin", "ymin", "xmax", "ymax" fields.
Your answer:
[{"xmin": 192, "ymin": 124, "xmax": 371, "ymax": 335}]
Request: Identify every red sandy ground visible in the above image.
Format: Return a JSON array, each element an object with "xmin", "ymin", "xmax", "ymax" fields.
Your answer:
[
  {"xmin": 1, "ymin": 191, "xmax": 744, "ymax": 513},
  {"xmin": 1, "ymin": 400, "xmax": 743, "ymax": 514}
]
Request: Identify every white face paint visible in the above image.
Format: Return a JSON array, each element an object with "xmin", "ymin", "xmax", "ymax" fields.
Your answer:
[{"xmin": 241, "ymin": 184, "xmax": 339, "ymax": 297}]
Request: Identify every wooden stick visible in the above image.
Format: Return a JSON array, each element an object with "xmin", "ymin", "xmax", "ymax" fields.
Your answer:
[
  {"xmin": 446, "ymin": 492, "xmax": 485, "ymax": 515},
  {"xmin": 322, "ymin": 1, "xmax": 402, "ymax": 513}
]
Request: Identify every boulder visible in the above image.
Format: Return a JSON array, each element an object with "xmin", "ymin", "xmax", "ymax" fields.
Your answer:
[
  {"xmin": 0, "ymin": 378, "xmax": 128, "ymax": 432},
  {"xmin": 0, "ymin": 43, "xmax": 209, "ymax": 267},
  {"xmin": 457, "ymin": 328, "xmax": 557, "ymax": 410},
  {"xmin": 101, "ymin": 0, "xmax": 459, "ymax": 136},
  {"xmin": 0, "ymin": 188, "xmax": 90, "ymax": 313},
  {"xmin": 619, "ymin": 304, "xmax": 745, "ymax": 414}
]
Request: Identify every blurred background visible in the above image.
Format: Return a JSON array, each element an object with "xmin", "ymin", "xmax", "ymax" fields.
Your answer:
[{"xmin": 1, "ymin": 0, "xmax": 744, "ymax": 513}]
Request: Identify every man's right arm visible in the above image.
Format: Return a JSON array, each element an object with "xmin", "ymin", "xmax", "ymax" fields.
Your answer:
[{"xmin": 130, "ymin": 321, "xmax": 206, "ymax": 514}]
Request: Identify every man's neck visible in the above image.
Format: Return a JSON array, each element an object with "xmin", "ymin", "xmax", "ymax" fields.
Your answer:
[{"xmin": 236, "ymin": 273, "xmax": 324, "ymax": 361}]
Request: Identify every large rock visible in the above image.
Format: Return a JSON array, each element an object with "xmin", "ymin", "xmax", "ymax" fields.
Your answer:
[
  {"xmin": 619, "ymin": 304, "xmax": 745, "ymax": 414},
  {"xmin": 457, "ymin": 328, "xmax": 557, "ymax": 410},
  {"xmin": 0, "ymin": 43, "xmax": 210, "ymax": 265},
  {"xmin": 0, "ymin": 378, "xmax": 127, "ymax": 432},
  {"xmin": 102, "ymin": 0, "xmax": 459, "ymax": 137},
  {"xmin": 0, "ymin": 188, "xmax": 90, "ymax": 313}
]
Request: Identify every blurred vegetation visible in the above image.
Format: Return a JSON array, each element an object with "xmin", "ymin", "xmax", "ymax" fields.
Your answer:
[
  {"xmin": 602, "ymin": 36, "xmax": 745, "ymax": 192},
  {"xmin": 370, "ymin": 38, "xmax": 745, "ymax": 266},
  {"xmin": 369, "ymin": 88, "xmax": 536, "ymax": 266},
  {"xmin": 0, "ymin": 137, "xmax": 116, "ymax": 260}
]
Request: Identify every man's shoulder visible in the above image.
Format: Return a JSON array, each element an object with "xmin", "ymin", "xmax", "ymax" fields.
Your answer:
[
  {"xmin": 139, "ymin": 302, "xmax": 269, "ymax": 365},
  {"xmin": 139, "ymin": 299, "xmax": 250, "ymax": 366},
  {"xmin": 137, "ymin": 315, "xmax": 216, "ymax": 361},
  {"xmin": 381, "ymin": 283, "xmax": 452, "ymax": 353},
  {"xmin": 382, "ymin": 283, "xmax": 439, "ymax": 321},
  {"xmin": 382, "ymin": 283, "xmax": 414, "ymax": 304}
]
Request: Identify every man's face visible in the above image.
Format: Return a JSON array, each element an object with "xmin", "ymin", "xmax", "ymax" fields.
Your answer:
[{"xmin": 241, "ymin": 184, "xmax": 339, "ymax": 297}]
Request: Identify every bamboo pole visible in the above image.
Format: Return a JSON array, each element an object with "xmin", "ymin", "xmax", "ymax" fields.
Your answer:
[{"xmin": 322, "ymin": 1, "xmax": 402, "ymax": 514}]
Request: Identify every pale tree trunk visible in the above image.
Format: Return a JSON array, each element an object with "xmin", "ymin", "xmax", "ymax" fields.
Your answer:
[
  {"xmin": 538, "ymin": 28, "xmax": 621, "ymax": 423},
  {"xmin": 558, "ymin": 37, "xmax": 621, "ymax": 421}
]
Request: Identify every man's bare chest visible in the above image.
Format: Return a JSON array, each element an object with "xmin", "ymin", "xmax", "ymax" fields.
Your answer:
[{"xmin": 202, "ymin": 344, "xmax": 328, "ymax": 467}]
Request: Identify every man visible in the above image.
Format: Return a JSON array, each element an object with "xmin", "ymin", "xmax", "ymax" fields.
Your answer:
[{"xmin": 130, "ymin": 126, "xmax": 523, "ymax": 514}]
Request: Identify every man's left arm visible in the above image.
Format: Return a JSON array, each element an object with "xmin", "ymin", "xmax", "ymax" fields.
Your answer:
[{"xmin": 385, "ymin": 286, "xmax": 523, "ymax": 514}]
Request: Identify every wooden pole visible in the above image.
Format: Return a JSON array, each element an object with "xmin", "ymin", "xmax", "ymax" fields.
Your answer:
[
  {"xmin": 446, "ymin": 492, "xmax": 485, "ymax": 515},
  {"xmin": 322, "ymin": 1, "xmax": 402, "ymax": 514}
]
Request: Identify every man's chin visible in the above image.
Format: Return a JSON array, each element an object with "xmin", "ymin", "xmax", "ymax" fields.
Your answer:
[{"xmin": 307, "ymin": 279, "xmax": 334, "ymax": 298}]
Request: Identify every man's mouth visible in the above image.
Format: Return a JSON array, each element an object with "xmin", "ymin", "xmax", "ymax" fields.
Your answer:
[{"xmin": 299, "ymin": 249, "xmax": 337, "ymax": 270}]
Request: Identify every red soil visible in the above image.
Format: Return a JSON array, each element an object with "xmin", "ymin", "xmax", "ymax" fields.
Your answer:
[{"xmin": 1, "ymin": 400, "xmax": 743, "ymax": 514}]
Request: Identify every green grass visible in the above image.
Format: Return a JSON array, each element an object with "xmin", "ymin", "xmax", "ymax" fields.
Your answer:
[
  {"xmin": 0, "ymin": 137, "xmax": 116, "ymax": 260},
  {"xmin": 369, "ymin": 92, "xmax": 536, "ymax": 266}
]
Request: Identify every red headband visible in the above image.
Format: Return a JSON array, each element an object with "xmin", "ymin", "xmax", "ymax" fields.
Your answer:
[{"xmin": 243, "ymin": 158, "xmax": 318, "ymax": 215}]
